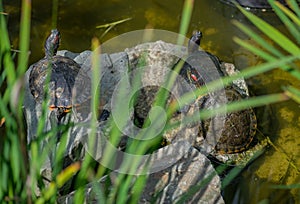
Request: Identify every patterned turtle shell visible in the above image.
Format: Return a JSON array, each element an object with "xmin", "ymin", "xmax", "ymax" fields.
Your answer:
[{"xmin": 29, "ymin": 29, "xmax": 90, "ymax": 119}]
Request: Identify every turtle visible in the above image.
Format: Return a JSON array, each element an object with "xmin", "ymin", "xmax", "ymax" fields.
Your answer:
[
  {"xmin": 180, "ymin": 31, "xmax": 263, "ymax": 164},
  {"xmin": 29, "ymin": 29, "xmax": 90, "ymax": 120}
]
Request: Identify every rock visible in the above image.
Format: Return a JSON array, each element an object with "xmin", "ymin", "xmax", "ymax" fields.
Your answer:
[
  {"xmin": 139, "ymin": 146, "xmax": 224, "ymax": 203},
  {"xmin": 57, "ymin": 143, "xmax": 224, "ymax": 204}
]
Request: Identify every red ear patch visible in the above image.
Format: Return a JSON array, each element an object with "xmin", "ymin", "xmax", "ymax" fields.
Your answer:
[{"xmin": 190, "ymin": 73, "xmax": 198, "ymax": 82}]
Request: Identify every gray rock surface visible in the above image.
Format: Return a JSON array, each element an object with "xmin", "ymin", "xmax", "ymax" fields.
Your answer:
[
  {"xmin": 57, "ymin": 144, "xmax": 224, "ymax": 204},
  {"xmin": 139, "ymin": 146, "xmax": 224, "ymax": 204}
]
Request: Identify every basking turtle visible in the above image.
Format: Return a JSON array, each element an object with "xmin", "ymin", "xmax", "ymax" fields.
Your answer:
[
  {"xmin": 181, "ymin": 31, "xmax": 263, "ymax": 164},
  {"xmin": 29, "ymin": 29, "xmax": 90, "ymax": 120}
]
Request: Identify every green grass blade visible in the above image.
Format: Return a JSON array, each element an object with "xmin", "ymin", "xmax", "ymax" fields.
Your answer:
[
  {"xmin": 35, "ymin": 68, "xmax": 53, "ymax": 137},
  {"xmin": 96, "ymin": 17, "xmax": 132, "ymax": 29},
  {"xmin": 75, "ymin": 37, "xmax": 102, "ymax": 201},
  {"xmin": 89, "ymin": 37, "xmax": 101, "ymax": 148},
  {"xmin": 0, "ymin": 160, "xmax": 8, "ymax": 199},
  {"xmin": 283, "ymin": 85, "xmax": 300, "ymax": 103},
  {"xmin": 287, "ymin": 68, "xmax": 300, "ymax": 80},
  {"xmin": 0, "ymin": 0, "xmax": 32, "ymax": 201},
  {"xmin": 29, "ymin": 141, "xmax": 39, "ymax": 200},
  {"xmin": 232, "ymin": 20, "xmax": 284, "ymax": 58},
  {"xmin": 233, "ymin": 36, "xmax": 276, "ymax": 61},
  {"xmin": 14, "ymin": 2, "xmax": 31, "ymax": 184},
  {"xmin": 17, "ymin": 0, "xmax": 31, "ymax": 76},
  {"xmin": 0, "ymin": 3, "xmax": 15, "ymax": 85},
  {"xmin": 169, "ymin": 93, "xmax": 289, "ymax": 131},
  {"xmin": 116, "ymin": 174, "xmax": 133, "ymax": 204},
  {"xmin": 221, "ymin": 166, "xmax": 244, "ymax": 189},
  {"xmin": 269, "ymin": 1, "xmax": 300, "ymax": 43},
  {"xmin": 238, "ymin": 4, "xmax": 300, "ymax": 56},
  {"xmin": 233, "ymin": 37, "xmax": 300, "ymax": 80},
  {"xmin": 199, "ymin": 93, "xmax": 289, "ymax": 121},
  {"xmin": 234, "ymin": 18, "xmax": 300, "ymax": 80},
  {"xmin": 10, "ymin": 137, "xmax": 22, "ymax": 183},
  {"xmin": 91, "ymin": 181, "xmax": 106, "ymax": 203},
  {"xmin": 0, "ymin": 94, "xmax": 13, "ymax": 128},
  {"xmin": 177, "ymin": 0, "xmax": 194, "ymax": 45},
  {"xmin": 287, "ymin": 0, "xmax": 300, "ymax": 18},
  {"xmin": 130, "ymin": 174, "xmax": 148, "ymax": 204},
  {"xmin": 51, "ymin": 0, "xmax": 58, "ymax": 28},
  {"xmin": 271, "ymin": 183, "xmax": 300, "ymax": 189},
  {"xmin": 275, "ymin": 1, "xmax": 300, "ymax": 27},
  {"xmin": 37, "ymin": 162, "xmax": 81, "ymax": 203},
  {"xmin": 52, "ymin": 129, "xmax": 69, "ymax": 179},
  {"xmin": 74, "ymin": 186, "xmax": 85, "ymax": 204},
  {"xmin": 16, "ymin": 0, "xmax": 31, "ymax": 144},
  {"xmin": 0, "ymin": 69, "xmax": 6, "ymax": 87}
]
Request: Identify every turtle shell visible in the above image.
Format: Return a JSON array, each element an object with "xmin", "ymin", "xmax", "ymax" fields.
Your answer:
[
  {"xmin": 29, "ymin": 55, "xmax": 90, "ymax": 114},
  {"xmin": 197, "ymin": 88, "xmax": 257, "ymax": 154}
]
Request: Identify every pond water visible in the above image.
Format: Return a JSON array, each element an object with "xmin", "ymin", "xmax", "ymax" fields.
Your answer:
[{"xmin": 3, "ymin": 0, "xmax": 300, "ymax": 203}]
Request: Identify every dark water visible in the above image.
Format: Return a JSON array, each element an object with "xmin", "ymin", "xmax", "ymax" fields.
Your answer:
[{"xmin": 3, "ymin": 0, "xmax": 300, "ymax": 203}]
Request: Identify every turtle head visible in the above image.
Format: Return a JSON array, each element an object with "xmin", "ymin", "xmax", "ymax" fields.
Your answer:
[
  {"xmin": 44, "ymin": 29, "xmax": 60, "ymax": 58},
  {"xmin": 188, "ymin": 31, "xmax": 202, "ymax": 54}
]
